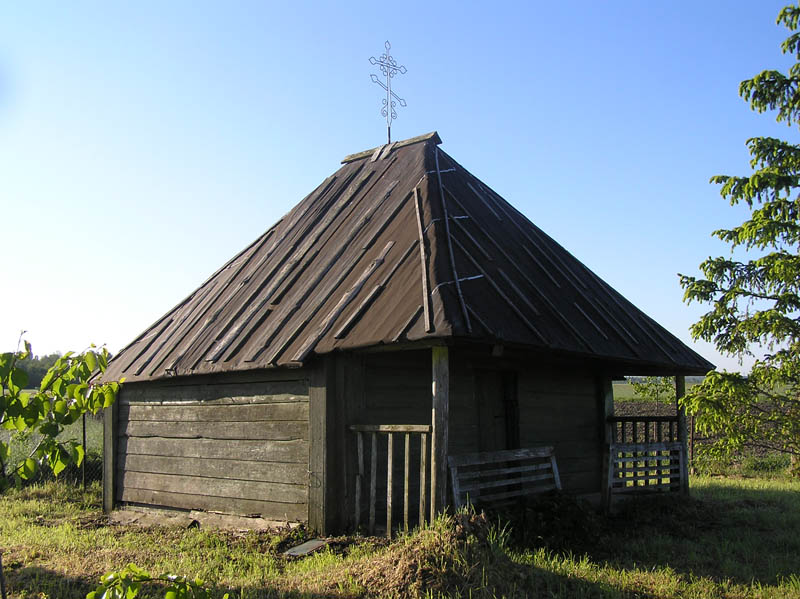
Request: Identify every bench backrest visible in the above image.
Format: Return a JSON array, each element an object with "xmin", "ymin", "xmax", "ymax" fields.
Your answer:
[{"xmin": 448, "ymin": 446, "xmax": 562, "ymax": 509}]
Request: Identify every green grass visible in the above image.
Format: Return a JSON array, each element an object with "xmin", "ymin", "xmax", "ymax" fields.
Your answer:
[
  {"xmin": 612, "ymin": 381, "xmax": 639, "ymax": 401},
  {"xmin": 612, "ymin": 380, "xmax": 700, "ymax": 402},
  {"xmin": 2, "ymin": 475, "xmax": 800, "ymax": 598}
]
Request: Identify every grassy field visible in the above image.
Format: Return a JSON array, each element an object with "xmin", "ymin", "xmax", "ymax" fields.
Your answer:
[
  {"xmin": 2, "ymin": 474, "xmax": 800, "ymax": 598},
  {"xmin": 612, "ymin": 380, "xmax": 700, "ymax": 403}
]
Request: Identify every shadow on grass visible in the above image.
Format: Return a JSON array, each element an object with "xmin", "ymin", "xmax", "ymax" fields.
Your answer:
[
  {"xmin": 5, "ymin": 565, "xmax": 96, "ymax": 599},
  {"xmin": 504, "ymin": 484, "xmax": 800, "ymax": 588}
]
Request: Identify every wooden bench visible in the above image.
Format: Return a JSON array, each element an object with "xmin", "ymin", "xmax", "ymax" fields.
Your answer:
[{"xmin": 448, "ymin": 446, "xmax": 562, "ymax": 509}]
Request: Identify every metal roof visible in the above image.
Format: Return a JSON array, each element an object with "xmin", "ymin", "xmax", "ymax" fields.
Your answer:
[{"xmin": 103, "ymin": 132, "xmax": 714, "ymax": 383}]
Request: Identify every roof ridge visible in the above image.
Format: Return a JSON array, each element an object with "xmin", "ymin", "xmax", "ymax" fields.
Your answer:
[{"xmin": 341, "ymin": 131, "xmax": 442, "ymax": 164}]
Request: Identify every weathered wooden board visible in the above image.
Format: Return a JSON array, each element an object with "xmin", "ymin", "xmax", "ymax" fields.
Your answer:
[
  {"xmin": 120, "ymin": 488, "xmax": 307, "ymax": 521},
  {"xmin": 119, "ymin": 454, "xmax": 308, "ymax": 484},
  {"xmin": 121, "ymin": 380, "xmax": 309, "ymax": 404},
  {"xmin": 364, "ymin": 351, "xmax": 429, "ymax": 415},
  {"xmin": 517, "ymin": 374, "xmax": 598, "ymax": 397},
  {"xmin": 516, "ymin": 370, "xmax": 601, "ymax": 494},
  {"xmin": 103, "ymin": 399, "xmax": 118, "ymax": 513},
  {"xmin": 121, "ymin": 402, "xmax": 308, "ymax": 422},
  {"xmin": 122, "ymin": 420, "xmax": 308, "ymax": 441},
  {"xmin": 431, "ymin": 347, "xmax": 449, "ymax": 515},
  {"xmin": 448, "ymin": 446, "xmax": 556, "ymax": 467},
  {"xmin": 518, "ymin": 408, "xmax": 598, "ymax": 430},
  {"xmin": 120, "ymin": 471, "xmax": 306, "ymax": 504},
  {"xmin": 116, "ymin": 377, "xmax": 311, "ymax": 523},
  {"xmin": 120, "ymin": 436, "xmax": 308, "ymax": 463},
  {"xmin": 349, "ymin": 424, "xmax": 431, "ymax": 433}
]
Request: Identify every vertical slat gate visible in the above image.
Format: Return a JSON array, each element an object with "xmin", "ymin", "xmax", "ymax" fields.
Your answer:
[{"xmin": 349, "ymin": 424, "xmax": 432, "ymax": 538}]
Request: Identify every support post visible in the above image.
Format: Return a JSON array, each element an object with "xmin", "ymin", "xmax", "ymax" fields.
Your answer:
[
  {"xmin": 675, "ymin": 375, "xmax": 689, "ymax": 495},
  {"xmin": 102, "ymin": 394, "xmax": 119, "ymax": 513},
  {"xmin": 337, "ymin": 354, "xmax": 364, "ymax": 532},
  {"xmin": 597, "ymin": 377, "xmax": 614, "ymax": 512},
  {"xmin": 309, "ymin": 356, "xmax": 339, "ymax": 534},
  {"xmin": 430, "ymin": 346, "xmax": 449, "ymax": 519}
]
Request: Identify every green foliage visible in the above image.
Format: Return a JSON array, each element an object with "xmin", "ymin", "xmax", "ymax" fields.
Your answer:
[
  {"xmin": 0, "ymin": 336, "xmax": 121, "ymax": 489},
  {"xmin": 87, "ymin": 564, "xmax": 228, "ymax": 599},
  {"xmin": 0, "ymin": 341, "xmax": 211, "ymax": 599},
  {"xmin": 680, "ymin": 4, "xmax": 800, "ymax": 467},
  {"xmin": 627, "ymin": 376, "xmax": 675, "ymax": 404}
]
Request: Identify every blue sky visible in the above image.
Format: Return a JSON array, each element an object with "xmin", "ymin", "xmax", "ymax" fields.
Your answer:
[{"xmin": 0, "ymin": 1, "xmax": 793, "ymax": 372}]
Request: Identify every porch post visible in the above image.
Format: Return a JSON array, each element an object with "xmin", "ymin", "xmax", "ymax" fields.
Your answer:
[
  {"xmin": 309, "ymin": 355, "xmax": 339, "ymax": 534},
  {"xmin": 102, "ymin": 391, "xmax": 119, "ymax": 513},
  {"xmin": 675, "ymin": 375, "xmax": 689, "ymax": 495},
  {"xmin": 430, "ymin": 346, "xmax": 449, "ymax": 519},
  {"xmin": 597, "ymin": 377, "xmax": 614, "ymax": 512}
]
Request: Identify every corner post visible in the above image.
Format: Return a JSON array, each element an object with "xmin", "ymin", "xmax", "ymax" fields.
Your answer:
[
  {"xmin": 430, "ymin": 346, "xmax": 449, "ymax": 519},
  {"xmin": 675, "ymin": 375, "xmax": 689, "ymax": 495},
  {"xmin": 309, "ymin": 355, "xmax": 339, "ymax": 534},
  {"xmin": 597, "ymin": 377, "xmax": 614, "ymax": 512},
  {"xmin": 103, "ymin": 396, "xmax": 119, "ymax": 513}
]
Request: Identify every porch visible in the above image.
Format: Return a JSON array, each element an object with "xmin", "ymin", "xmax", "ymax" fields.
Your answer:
[{"xmin": 315, "ymin": 346, "xmax": 691, "ymax": 536}]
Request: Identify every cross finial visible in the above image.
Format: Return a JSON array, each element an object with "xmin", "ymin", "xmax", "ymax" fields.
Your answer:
[{"xmin": 369, "ymin": 41, "xmax": 407, "ymax": 144}]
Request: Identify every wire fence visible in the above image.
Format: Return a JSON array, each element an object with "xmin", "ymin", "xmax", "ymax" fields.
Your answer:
[{"xmin": 0, "ymin": 413, "xmax": 103, "ymax": 489}]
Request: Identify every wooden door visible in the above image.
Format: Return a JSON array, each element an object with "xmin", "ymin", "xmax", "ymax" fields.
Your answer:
[{"xmin": 474, "ymin": 370, "xmax": 519, "ymax": 452}]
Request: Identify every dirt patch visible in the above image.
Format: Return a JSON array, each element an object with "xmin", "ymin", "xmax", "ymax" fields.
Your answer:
[{"xmin": 615, "ymin": 399, "xmax": 676, "ymax": 417}]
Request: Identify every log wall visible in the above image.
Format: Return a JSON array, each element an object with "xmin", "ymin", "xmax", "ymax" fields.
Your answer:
[{"xmin": 115, "ymin": 373, "xmax": 310, "ymax": 521}]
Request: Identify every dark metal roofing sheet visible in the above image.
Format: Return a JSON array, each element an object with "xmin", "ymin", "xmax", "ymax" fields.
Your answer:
[{"xmin": 103, "ymin": 132, "xmax": 714, "ymax": 383}]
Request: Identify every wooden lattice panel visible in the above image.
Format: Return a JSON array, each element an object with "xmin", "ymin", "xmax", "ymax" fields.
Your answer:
[{"xmin": 608, "ymin": 442, "xmax": 686, "ymax": 496}]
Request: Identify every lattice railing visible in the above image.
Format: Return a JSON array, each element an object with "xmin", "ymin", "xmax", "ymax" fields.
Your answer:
[
  {"xmin": 607, "ymin": 441, "xmax": 686, "ymax": 495},
  {"xmin": 608, "ymin": 416, "xmax": 680, "ymax": 444}
]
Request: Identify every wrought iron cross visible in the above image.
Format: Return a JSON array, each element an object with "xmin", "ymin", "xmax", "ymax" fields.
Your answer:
[{"xmin": 370, "ymin": 41, "xmax": 407, "ymax": 144}]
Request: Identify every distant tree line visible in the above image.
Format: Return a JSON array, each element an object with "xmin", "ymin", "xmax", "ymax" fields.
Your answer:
[{"xmin": 10, "ymin": 352, "xmax": 61, "ymax": 389}]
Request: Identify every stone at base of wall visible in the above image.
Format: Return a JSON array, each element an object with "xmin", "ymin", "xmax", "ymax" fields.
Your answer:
[{"xmin": 110, "ymin": 505, "xmax": 300, "ymax": 531}]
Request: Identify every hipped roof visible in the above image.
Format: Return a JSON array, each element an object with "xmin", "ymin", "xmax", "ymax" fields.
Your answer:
[{"xmin": 104, "ymin": 132, "xmax": 713, "ymax": 383}]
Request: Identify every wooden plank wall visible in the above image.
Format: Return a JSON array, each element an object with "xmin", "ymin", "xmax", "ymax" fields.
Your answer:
[
  {"xmin": 363, "ymin": 351, "xmax": 430, "ymax": 423},
  {"xmin": 116, "ymin": 374, "xmax": 310, "ymax": 522},
  {"xmin": 517, "ymin": 371, "xmax": 601, "ymax": 494}
]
